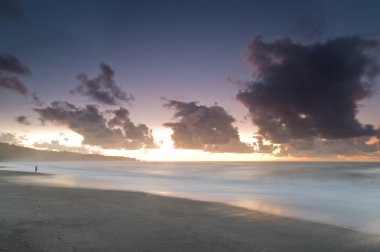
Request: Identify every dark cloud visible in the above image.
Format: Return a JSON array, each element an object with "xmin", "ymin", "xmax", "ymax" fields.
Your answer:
[
  {"xmin": 254, "ymin": 136, "xmax": 277, "ymax": 154},
  {"xmin": 203, "ymin": 138, "xmax": 253, "ymax": 153},
  {"xmin": 16, "ymin": 115, "xmax": 31, "ymax": 125},
  {"xmin": 0, "ymin": 51, "xmax": 30, "ymax": 95},
  {"xmin": 34, "ymin": 101, "xmax": 155, "ymax": 149},
  {"xmin": 0, "ymin": 51, "xmax": 30, "ymax": 74},
  {"xmin": 163, "ymin": 100, "xmax": 252, "ymax": 153},
  {"xmin": 31, "ymin": 92, "xmax": 44, "ymax": 107},
  {"xmin": 277, "ymin": 137, "xmax": 380, "ymax": 158},
  {"xmin": 108, "ymin": 107, "xmax": 156, "ymax": 146},
  {"xmin": 0, "ymin": 74, "xmax": 28, "ymax": 95},
  {"xmin": 237, "ymin": 36, "xmax": 380, "ymax": 143},
  {"xmin": 71, "ymin": 63, "xmax": 133, "ymax": 106},
  {"xmin": 251, "ymin": 135, "xmax": 380, "ymax": 158}
]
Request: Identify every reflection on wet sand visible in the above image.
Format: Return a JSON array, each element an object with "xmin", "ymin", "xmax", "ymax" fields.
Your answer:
[
  {"xmin": 2, "ymin": 161, "xmax": 380, "ymax": 235},
  {"xmin": 232, "ymin": 199, "xmax": 285, "ymax": 216},
  {"xmin": 11, "ymin": 174, "xmax": 87, "ymax": 188},
  {"xmin": 10, "ymin": 173, "xmax": 289, "ymax": 219}
]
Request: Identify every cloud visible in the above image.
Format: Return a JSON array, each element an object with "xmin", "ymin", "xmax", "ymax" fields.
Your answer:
[
  {"xmin": 0, "ymin": 74, "xmax": 28, "ymax": 95},
  {"xmin": 277, "ymin": 136, "xmax": 380, "ymax": 158},
  {"xmin": 33, "ymin": 140, "xmax": 92, "ymax": 154},
  {"xmin": 254, "ymin": 136, "xmax": 277, "ymax": 153},
  {"xmin": 31, "ymin": 92, "xmax": 44, "ymax": 106},
  {"xmin": 0, "ymin": 132, "xmax": 23, "ymax": 145},
  {"xmin": 0, "ymin": 51, "xmax": 30, "ymax": 95},
  {"xmin": 0, "ymin": 51, "xmax": 30, "ymax": 74},
  {"xmin": 16, "ymin": 115, "xmax": 31, "ymax": 125},
  {"xmin": 71, "ymin": 63, "xmax": 133, "ymax": 105},
  {"xmin": 163, "ymin": 100, "xmax": 252, "ymax": 153},
  {"xmin": 251, "ymin": 135, "xmax": 380, "ymax": 158},
  {"xmin": 34, "ymin": 101, "xmax": 156, "ymax": 149},
  {"xmin": 108, "ymin": 107, "xmax": 155, "ymax": 144},
  {"xmin": 237, "ymin": 36, "xmax": 380, "ymax": 143}
]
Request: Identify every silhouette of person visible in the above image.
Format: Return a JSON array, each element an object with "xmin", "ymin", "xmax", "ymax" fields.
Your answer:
[{"xmin": 35, "ymin": 165, "xmax": 37, "ymax": 173}]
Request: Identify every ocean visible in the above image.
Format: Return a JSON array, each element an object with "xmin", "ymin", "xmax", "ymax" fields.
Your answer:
[{"xmin": 2, "ymin": 161, "xmax": 380, "ymax": 235}]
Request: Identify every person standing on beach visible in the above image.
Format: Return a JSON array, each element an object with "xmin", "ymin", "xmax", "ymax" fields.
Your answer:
[{"xmin": 35, "ymin": 165, "xmax": 37, "ymax": 173}]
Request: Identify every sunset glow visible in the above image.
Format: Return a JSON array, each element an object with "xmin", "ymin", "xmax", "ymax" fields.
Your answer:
[
  {"xmin": 1, "ymin": 2, "xmax": 380, "ymax": 251},
  {"xmin": 0, "ymin": 0, "xmax": 379, "ymax": 161}
]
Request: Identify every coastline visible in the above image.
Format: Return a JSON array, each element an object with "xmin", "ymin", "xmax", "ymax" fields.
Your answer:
[{"xmin": 1, "ymin": 170, "xmax": 380, "ymax": 251}]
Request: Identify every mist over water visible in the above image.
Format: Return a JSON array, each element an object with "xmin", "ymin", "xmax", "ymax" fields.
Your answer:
[{"xmin": 2, "ymin": 162, "xmax": 380, "ymax": 235}]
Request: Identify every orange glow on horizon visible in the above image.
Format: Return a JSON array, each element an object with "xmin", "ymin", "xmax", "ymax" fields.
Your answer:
[{"xmin": 10, "ymin": 129, "xmax": 380, "ymax": 162}]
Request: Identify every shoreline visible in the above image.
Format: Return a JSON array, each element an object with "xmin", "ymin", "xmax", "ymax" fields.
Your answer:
[{"xmin": 1, "ymin": 170, "xmax": 380, "ymax": 251}]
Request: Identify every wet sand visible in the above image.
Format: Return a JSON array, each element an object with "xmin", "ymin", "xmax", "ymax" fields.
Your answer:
[{"xmin": 1, "ymin": 170, "xmax": 380, "ymax": 252}]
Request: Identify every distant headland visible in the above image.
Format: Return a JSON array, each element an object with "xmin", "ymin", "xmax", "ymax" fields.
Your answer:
[{"xmin": 0, "ymin": 142, "xmax": 137, "ymax": 162}]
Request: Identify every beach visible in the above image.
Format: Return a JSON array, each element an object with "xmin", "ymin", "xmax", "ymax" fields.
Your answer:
[{"xmin": 1, "ymin": 170, "xmax": 380, "ymax": 251}]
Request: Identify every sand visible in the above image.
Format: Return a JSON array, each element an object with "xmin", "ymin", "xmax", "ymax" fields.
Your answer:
[{"xmin": 1, "ymin": 170, "xmax": 380, "ymax": 252}]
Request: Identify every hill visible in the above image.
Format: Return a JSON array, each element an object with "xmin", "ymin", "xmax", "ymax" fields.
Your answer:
[{"xmin": 0, "ymin": 142, "xmax": 137, "ymax": 162}]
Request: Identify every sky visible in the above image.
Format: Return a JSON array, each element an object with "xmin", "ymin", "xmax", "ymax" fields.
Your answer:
[{"xmin": 1, "ymin": 0, "xmax": 380, "ymax": 161}]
